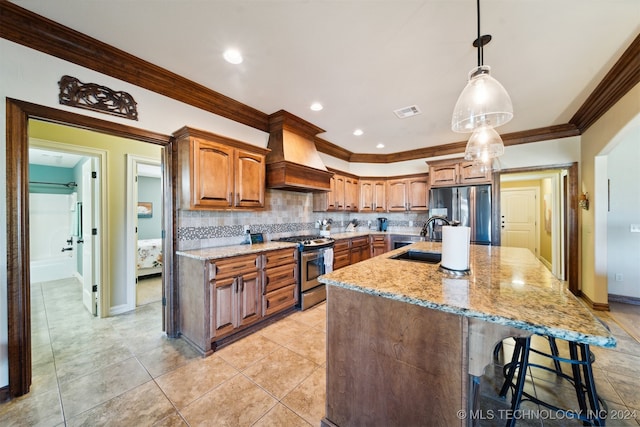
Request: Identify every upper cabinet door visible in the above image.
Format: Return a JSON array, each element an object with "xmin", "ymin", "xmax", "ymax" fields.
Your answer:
[
  {"xmin": 429, "ymin": 164, "xmax": 459, "ymax": 187},
  {"xmin": 235, "ymin": 149, "xmax": 266, "ymax": 208},
  {"xmin": 459, "ymin": 161, "xmax": 492, "ymax": 184},
  {"xmin": 387, "ymin": 179, "xmax": 408, "ymax": 211},
  {"xmin": 373, "ymin": 181, "xmax": 386, "ymax": 212},
  {"xmin": 193, "ymin": 138, "xmax": 234, "ymax": 208},
  {"xmin": 360, "ymin": 180, "xmax": 374, "ymax": 212},
  {"xmin": 407, "ymin": 178, "xmax": 429, "ymax": 211}
]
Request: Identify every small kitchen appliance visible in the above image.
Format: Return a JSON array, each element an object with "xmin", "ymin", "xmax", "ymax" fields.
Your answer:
[{"xmin": 377, "ymin": 217, "xmax": 388, "ymax": 232}]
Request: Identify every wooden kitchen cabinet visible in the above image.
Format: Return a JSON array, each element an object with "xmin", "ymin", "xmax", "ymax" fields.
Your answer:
[
  {"xmin": 333, "ymin": 239, "xmax": 351, "ymax": 270},
  {"xmin": 459, "ymin": 161, "xmax": 492, "ymax": 184},
  {"xmin": 387, "ymin": 175, "xmax": 429, "ymax": 212},
  {"xmin": 345, "ymin": 177, "xmax": 359, "ymax": 211},
  {"xmin": 360, "ymin": 179, "xmax": 387, "ymax": 212},
  {"xmin": 314, "ymin": 170, "xmax": 359, "ymax": 212},
  {"xmin": 429, "ymin": 159, "xmax": 492, "ymax": 187},
  {"xmin": 350, "ymin": 236, "xmax": 371, "ymax": 264},
  {"xmin": 178, "ymin": 252, "xmax": 261, "ymax": 355},
  {"xmin": 175, "ymin": 126, "xmax": 269, "ymax": 210},
  {"xmin": 429, "ymin": 164, "xmax": 459, "ymax": 187},
  {"xmin": 178, "ymin": 247, "xmax": 300, "ymax": 356},
  {"xmin": 370, "ymin": 234, "xmax": 390, "ymax": 257},
  {"xmin": 263, "ymin": 247, "xmax": 298, "ymax": 316},
  {"xmin": 210, "ymin": 254, "xmax": 261, "ymax": 339}
]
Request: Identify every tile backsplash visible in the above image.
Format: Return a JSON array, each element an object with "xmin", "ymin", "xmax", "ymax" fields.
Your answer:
[{"xmin": 177, "ymin": 189, "xmax": 430, "ymax": 250}]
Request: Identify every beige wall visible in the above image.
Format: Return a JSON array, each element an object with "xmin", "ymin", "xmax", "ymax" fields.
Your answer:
[{"xmin": 580, "ymin": 82, "xmax": 640, "ymax": 305}]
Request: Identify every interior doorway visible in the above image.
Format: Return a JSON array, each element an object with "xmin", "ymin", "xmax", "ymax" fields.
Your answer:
[
  {"xmin": 127, "ymin": 155, "xmax": 164, "ymax": 308},
  {"xmin": 500, "ymin": 167, "xmax": 570, "ymax": 281},
  {"xmin": 5, "ymin": 98, "xmax": 174, "ymax": 398},
  {"xmin": 28, "ymin": 141, "xmax": 106, "ymax": 317}
]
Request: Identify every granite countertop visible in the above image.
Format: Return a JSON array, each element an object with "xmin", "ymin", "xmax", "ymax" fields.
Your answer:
[
  {"xmin": 176, "ymin": 241, "xmax": 298, "ymax": 261},
  {"xmin": 319, "ymin": 241, "xmax": 616, "ymax": 348}
]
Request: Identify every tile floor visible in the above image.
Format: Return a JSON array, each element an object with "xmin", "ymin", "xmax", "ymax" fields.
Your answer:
[
  {"xmin": 136, "ymin": 276, "xmax": 163, "ymax": 307},
  {"xmin": 0, "ymin": 277, "xmax": 638, "ymax": 426}
]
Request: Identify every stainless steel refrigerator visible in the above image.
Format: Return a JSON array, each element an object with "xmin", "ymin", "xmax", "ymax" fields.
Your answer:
[{"xmin": 428, "ymin": 185, "xmax": 492, "ymax": 244}]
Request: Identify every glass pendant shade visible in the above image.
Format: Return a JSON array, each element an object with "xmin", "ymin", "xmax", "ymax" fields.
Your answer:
[
  {"xmin": 451, "ymin": 65, "xmax": 513, "ymax": 133},
  {"xmin": 464, "ymin": 124, "xmax": 504, "ymax": 162}
]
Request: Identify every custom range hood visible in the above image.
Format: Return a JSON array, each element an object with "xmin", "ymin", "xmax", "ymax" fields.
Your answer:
[{"xmin": 266, "ymin": 110, "xmax": 333, "ymax": 192}]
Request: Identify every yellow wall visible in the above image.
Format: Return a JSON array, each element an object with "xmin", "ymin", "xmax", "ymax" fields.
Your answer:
[
  {"xmin": 540, "ymin": 178, "xmax": 553, "ymax": 264},
  {"xmin": 580, "ymin": 82, "xmax": 640, "ymax": 305},
  {"xmin": 29, "ymin": 120, "xmax": 162, "ymax": 309}
]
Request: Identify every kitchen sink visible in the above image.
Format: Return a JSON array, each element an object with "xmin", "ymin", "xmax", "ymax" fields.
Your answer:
[{"xmin": 389, "ymin": 250, "xmax": 442, "ymax": 264}]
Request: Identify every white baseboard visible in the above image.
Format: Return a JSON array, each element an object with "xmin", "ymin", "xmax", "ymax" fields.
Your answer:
[{"xmin": 109, "ymin": 303, "xmax": 135, "ymax": 316}]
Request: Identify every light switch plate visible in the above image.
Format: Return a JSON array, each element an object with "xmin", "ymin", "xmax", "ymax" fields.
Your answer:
[{"xmin": 631, "ymin": 224, "xmax": 640, "ymax": 233}]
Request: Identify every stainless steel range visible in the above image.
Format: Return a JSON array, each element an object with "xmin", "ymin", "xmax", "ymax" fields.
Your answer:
[{"xmin": 274, "ymin": 235, "xmax": 334, "ymax": 310}]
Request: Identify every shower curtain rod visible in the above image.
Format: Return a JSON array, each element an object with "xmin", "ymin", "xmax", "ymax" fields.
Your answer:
[{"xmin": 29, "ymin": 181, "xmax": 78, "ymax": 188}]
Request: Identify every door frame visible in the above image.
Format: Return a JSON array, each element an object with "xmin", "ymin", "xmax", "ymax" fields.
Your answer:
[
  {"xmin": 5, "ymin": 98, "xmax": 175, "ymax": 398},
  {"xmin": 29, "ymin": 139, "xmax": 107, "ymax": 316},
  {"xmin": 498, "ymin": 162, "xmax": 579, "ymax": 295}
]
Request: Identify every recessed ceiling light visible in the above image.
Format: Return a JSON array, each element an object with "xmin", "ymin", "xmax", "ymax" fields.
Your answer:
[
  {"xmin": 310, "ymin": 102, "xmax": 323, "ymax": 111},
  {"xmin": 376, "ymin": 143, "xmax": 385, "ymax": 149},
  {"xmin": 353, "ymin": 129, "xmax": 364, "ymax": 136},
  {"xmin": 223, "ymin": 48, "xmax": 243, "ymax": 64}
]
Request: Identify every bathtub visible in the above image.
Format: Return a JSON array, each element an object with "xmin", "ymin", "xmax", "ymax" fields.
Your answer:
[{"xmin": 30, "ymin": 255, "xmax": 77, "ymax": 283}]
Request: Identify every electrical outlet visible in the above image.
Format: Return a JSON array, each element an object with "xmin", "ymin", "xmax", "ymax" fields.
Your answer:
[
  {"xmin": 409, "ymin": 221, "xmax": 414, "ymax": 227},
  {"xmin": 615, "ymin": 273, "xmax": 623, "ymax": 282},
  {"xmin": 630, "ymin": 224, "xmax": 640, "ymax": 233},
  {"xmin": 243, "ymin": 225, "xmax": 250, "ymax": 233}
]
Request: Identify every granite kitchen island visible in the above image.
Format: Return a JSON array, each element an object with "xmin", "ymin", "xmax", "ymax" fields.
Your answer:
[{"xmin": 318, "ymin": 242, "xmax": 615, "ymax": 427}]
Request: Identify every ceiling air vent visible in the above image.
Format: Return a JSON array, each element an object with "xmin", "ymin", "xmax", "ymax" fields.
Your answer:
[{"xmin": 393, "ymin": 105, "xmax": 421, "ymax": 119}]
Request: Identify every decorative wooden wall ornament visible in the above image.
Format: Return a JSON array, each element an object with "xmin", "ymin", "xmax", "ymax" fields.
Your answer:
[{"xmin": 58, "ymin": 75, "xmax": 138, "ymax": 120}]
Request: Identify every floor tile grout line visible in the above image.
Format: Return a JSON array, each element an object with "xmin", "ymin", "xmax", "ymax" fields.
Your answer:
[{"xmin": 38, "ymin": 280, "xmax": 69, "ymax": 425}]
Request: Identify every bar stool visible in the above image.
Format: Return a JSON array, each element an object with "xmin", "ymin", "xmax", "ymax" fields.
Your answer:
[{"xmin": 498, "ymin": 334, "xmax": 607, "ymax": 426}]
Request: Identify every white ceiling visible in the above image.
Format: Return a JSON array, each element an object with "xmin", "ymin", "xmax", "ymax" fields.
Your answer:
[
  {"xmin": 13, "ymin": 0, "xmax": 640, "ymax": 156},
  {"xmin": 29, "ymin": 147, "xmax": 84, "ymax": 168}
]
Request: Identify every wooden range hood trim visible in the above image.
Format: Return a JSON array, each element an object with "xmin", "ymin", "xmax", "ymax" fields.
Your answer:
[
  {"xmin": 266, "ymin": 110, "xmax": 333, "ymax": 192},
  {"xmin": 266, "ymin": 161, "xmax": 333, "ymax": 193},
  {"xmin": 2, "ymin": 3, "xmax": 638, "ymax": 164}
]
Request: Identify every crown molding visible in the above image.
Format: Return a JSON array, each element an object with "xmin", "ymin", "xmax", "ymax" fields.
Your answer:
[
  {"xmin": 0, "ymin": 1, "xmax": 269, "ymax": 132},
  {"xmin": 2, "ymin": 2, "xmax": 637, "ymax": 164},
  {"xmin": 317, "ymin": 124, "xmax": 579, "ymax": 163},
  {"xmin": 570, "ymin": 33, "xmax": 640, "ymax": 132}
]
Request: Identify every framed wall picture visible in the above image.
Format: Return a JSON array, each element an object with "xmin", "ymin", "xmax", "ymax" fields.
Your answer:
[{"xmin": 138, "ymin": 202, "xmax": 153, "ymax": 218}]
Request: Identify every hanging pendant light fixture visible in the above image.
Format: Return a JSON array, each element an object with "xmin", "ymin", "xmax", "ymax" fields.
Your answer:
[
  {"xmin": 452, "ymin": 0, "xmax": 513, "ymax": 161},
  {"xmin": 464, "ymin": 124, "xmax": 505, "ymax": 162}
]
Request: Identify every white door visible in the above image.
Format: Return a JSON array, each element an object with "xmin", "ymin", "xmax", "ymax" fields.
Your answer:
[
  {"xmin": 81, "ymin": 158, "xmax": 100, "ymax": 315},
  {"xmin": 501, "ymin": 188, "xmax": 538, "ymax": 255}
]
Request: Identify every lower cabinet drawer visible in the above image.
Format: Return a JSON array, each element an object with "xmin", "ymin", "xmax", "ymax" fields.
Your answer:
[
  {"xmin": 264, "ymin": 263, "xmax": 297, "ymax": 293},
  {"xmin": 212, "ymin": 254, "xmax": 259, "ymax": 279},
  {"xmin": 334, "ymin": 250, "xmax": 351, "ymax": 270},
  {"xmin": 263, "ymin": 284, "xmax": 296, "ymax": 316}
]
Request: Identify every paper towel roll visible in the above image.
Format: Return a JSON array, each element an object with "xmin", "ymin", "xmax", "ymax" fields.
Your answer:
[{"xmin": 441, "ymin": 226, "xmax": 471, "ymax": 271}]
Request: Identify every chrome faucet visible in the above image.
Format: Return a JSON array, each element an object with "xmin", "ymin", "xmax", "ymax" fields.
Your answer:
[{"xmin": 420, "ymin": 215, "xmax": 451, "ymax": 240}]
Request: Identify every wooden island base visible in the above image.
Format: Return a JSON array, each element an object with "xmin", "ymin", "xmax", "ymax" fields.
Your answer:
[{"xmin": 322, "ymin": 285, "xmax": 524, "ymax": 427}]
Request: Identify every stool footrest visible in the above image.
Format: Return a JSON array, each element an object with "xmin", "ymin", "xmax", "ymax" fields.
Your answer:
[{"xmin": 499, "ymin": 336, "xmax": 607, "ymax": 426}]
